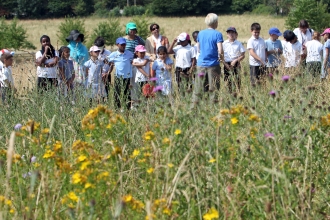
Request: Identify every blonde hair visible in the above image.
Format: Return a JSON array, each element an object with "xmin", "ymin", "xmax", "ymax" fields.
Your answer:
[
  {"xmin": 205, "ymin": 13, "xmax": 218, "ymax": 27},
  {"xmin": 312, "ymin": 31, "xmax": 320, "ymax": 40}
]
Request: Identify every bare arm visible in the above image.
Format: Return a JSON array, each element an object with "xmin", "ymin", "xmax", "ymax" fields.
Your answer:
[
  {"xmin": 132, "ymin": 60, "xmax": 148, "ymax": 67},
  {"xmin": 249, "ymin": 49, "xmax": 265, "ymax": 65},
  {"xmin": 168, "ymin": 39, "xmax": 177, "ymax": 54},
  {"xmin": 217, "ymin": 42, "xmax": 224, "ymax": 62}
]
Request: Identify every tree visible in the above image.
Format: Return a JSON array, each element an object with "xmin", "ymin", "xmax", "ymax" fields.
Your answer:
[
  {"xmin": 285, "ymin": 0, "xmax": 330, "ymax": 32},
  {"xmin": 47, "ymin": 0, "xmax": 75, "ymax": 17},
  {"xmin": 231, "ymin": 0, "xmax": 263, "ymax": 13},
  {"xmin": 15, "ymin": 0, "xmax": 48, "ymax": 18}
]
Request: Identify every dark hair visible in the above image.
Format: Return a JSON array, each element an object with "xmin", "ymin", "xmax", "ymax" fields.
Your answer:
[
  {"xmin": 94, "ymin": 36, "xmax": 105, "ymax": 47},
  {"xmin": 299, "ymin": 19, "xmax": 309, "ymax": 28},
  {"xmin": 251, "ymin": 23, "xmax": 261, "ymax": 31},
  {"xmin": 0, "ymin": 52, "xmax": 13, "ymax": 62},
  {"xmin": 192, "ymin": 31, "xmax": 199, "ymax": 36},
  {"xmin": 157, "ymin": 46, "xmax": 167, "ymax": 54},
  {"xmin": 58, "ymin": 46, "xmax": 70, "ymax": 58},
  {"xmin": 40, "ymin": 35, "xmax": 56, "ymax": 58},
  {"xmin": 284, "ymin": 30, "xmax": 296, "ymax": 42},
  {"xmin": 150, "ymin": 23, "xmax": 160, "ymax": 32}
]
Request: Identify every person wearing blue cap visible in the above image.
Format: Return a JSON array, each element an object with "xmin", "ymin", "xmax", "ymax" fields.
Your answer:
[
  {"xmin": 108, "ymin": 37, "xmax": 134, "ymax": 110},
  {"xmin": 265, "ymin": 27, "xmax": 283, "ymax": 72}
]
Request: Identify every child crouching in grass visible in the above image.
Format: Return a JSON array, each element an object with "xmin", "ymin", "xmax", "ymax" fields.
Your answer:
[
  {"xmin": 58, "ymin": 46, "xmax": 75, "ymax": 102},
  {"xmin": 84, "ymin": 46, "xmax": 106, "ymax": 105},
  {"xmin": 0, "ymin": 52, "xmax": 15, "ymax": 104}
]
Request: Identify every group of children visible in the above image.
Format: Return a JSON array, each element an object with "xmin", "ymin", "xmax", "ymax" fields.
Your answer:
[{"xmin": 1, "ymin": 20, "xmax": 330, "ymax": 107}]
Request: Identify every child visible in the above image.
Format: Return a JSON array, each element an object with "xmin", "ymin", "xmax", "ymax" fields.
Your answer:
[
  {"xmin": 265, "ymin": 27, "xmax": 283, "ymax": 71},
  {"xmin": 84, "ymin": 46, "xmax": 105, "ymax": 104},
  {"xmin": 223, "ymin": 27, "xmax": 245, "ymax": 92},
  {"xmin": 168, "ymin": 32, "xmax": 196, "ymax": 89},
  {"xmin": 0, "ymin": 49, "xmax": 14, "ymax": 72},
  {"xmin": 0, "ymin": 52, "xmax": 15, "ymax": 103},
  {"xmin": 192, "ymin": 31, "xmax": 200, "ymax": 60},
  {"xmin": 35, "ymin": 35, "xmax": 59, "ymax": 91},
  {"xmin": 58, "ymin": 46, "xmax": 75, "ymax": 100},
  {"xmin": 152, "ymin": 46, "xmax": 173, "ymax": 95},
  {"xmin": 321, "ymin": 28, "xmax": 330, "ymax": 79},
  {"xmin": 305, "ymin": 31, "xmax": 323, "ymax": 77},
  {"xmin": 94, "ymin": 36, "xmax": 111, "ymax": 96},
  {"xmin": 282, "ymin": 30, "xmax": 303, "ymax": 68},
  {"xmin": 132, "ymin": 45, "xmax": 151, "ymax": 99},
  {"xmin": 108, "ymin": 37, "xmax": 134, "ymax": 110},
  {"xmin": 247, "ymin": 23, "xmax": 266, "ymax": 85}
]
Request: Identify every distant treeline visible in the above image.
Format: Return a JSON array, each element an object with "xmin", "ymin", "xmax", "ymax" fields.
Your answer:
[{"xmin": 0, "ymin": 0, "xmax": 314, "ymax": 18}]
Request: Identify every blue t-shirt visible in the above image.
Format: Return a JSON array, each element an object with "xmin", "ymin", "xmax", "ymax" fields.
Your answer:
[
  {"xmin": 108, "ymin": 50, "xmax": 134, "ymax": 78},
  {"xmin": 265, "ymin": 39, "xmax": 283, "ymax": 67},
  {"xmin": 58, "ymin": 59, "xmax": 74, "ymax": 80},
  {"xmin": 323, "ymin": 39, "xmax": 330, "ymax": 67},
  {"xmin": 197, "ymin": 29, "xmax": 223, "ymax": 67}
]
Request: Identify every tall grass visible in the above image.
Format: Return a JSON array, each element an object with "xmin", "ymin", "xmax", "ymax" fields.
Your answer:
[{"xmin": 1, "ymin": 53, "xmax": 330, "ymax": 219}]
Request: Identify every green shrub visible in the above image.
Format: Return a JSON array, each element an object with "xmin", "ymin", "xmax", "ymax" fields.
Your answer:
[
  {"xmin": 123, "ymin": 6, "xmax": 146, "ymax": 16},
  {"xmin": 252, "ymin": 4, "xmax": 276, "ymax": 15},
  {"xmin": 94, "ymin": 0, "xmax": 110, "ymax": 17},
  {"xmin": 86, "ymin": 17, "xmax": 124, "ymax": 47},
  {"xmin": 109, "ymin": 6, "xmax": 122, "ymax": 17},
  {"xmin": 0, "ymin": 18, "xmax": 36, "ymax": 50},
  {"xmin": 132, "ymin": 15, "xmax": 149, "ymax": 40},
  {"xmin": 285, "ymin": 0, "xmax": 330, "ymax": 32},
  {"xmin": 56, "ymin": 17, "xmax": 87, "ymax": 46}
]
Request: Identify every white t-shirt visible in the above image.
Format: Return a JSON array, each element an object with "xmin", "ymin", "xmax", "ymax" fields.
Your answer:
[
  {"xmin": 247, "ymin": 36, "xmax": 266, "ymax": 66},
  {"xmin": 223, "ymin": 40, "xmax": 246, "ymax": 62},
  {"xmin": 134, "ymin": 56, "xmax": 150, "ymax": 82},
  {"xmin": 193, "ymin": 45, "xmax": 200, "ymax": 61},
  {"xmin": 0, "ymin": 66, "xmax": 14, "ymax": 87},
  {"xmin": 0, "ymin": 61, "xmax": 3, "ymax": 71},
  {"xmin": 152, "ymin": 35, "xmax": 163, "ymax": 52},
  {"xmin": 305, "ymin": 40, "xmax": 323, "ymax": 62},
  {"xmin": 36, "ymin": 50, "xmax": 59, "ymax": 78},
  {"xmin": 173, "ymin": 44, "xmax": 196, "ymax": 68},
  {"xmin": 293, "ymin": 28, "xmax": 313, "ymax": 45},
  {"xmin": 283, "ymin": 41, "xmax": 303, "ymax": 67}
]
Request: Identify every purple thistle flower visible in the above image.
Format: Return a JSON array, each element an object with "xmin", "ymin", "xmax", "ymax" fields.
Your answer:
[
  {"xmin": 284, "ymin": 115, "xmax": 292, "ymax": 119},
  {"xmin": 282, "ymin": 75, "xmax": 290, "ymax": 82},
  {"xmin": 269, "ymin": 90, "xmax": 276, "ymax": 96},
  {"xmin": 149, "ymin": 77, "xmax": 158, "ymax": 81},
  {"xmin": 153, "ymin": 85, "xmax": 163, "ymax": 92},
  {"xmin": 264, "ymin": 132, "xmax": 274, "ymax": 138},
  {"xmin": 198, "ymin": 72, "xmax": 205, "ymax": 77},
  {"xmin": 14, "ymin": 123, "xmax": 22, "ymax": 131},
  {"xmin": 30, "ymin": 156, "xmax": 37, "ymax": 163},
  {"xmin": 268, "ymin": 73, "xmax": 274, "ymax": 80}
]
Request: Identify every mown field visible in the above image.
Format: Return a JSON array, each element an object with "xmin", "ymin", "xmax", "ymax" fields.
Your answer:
[{"xmin": 1, "ymin": 15, "xmax": 330, "ymax": 219}]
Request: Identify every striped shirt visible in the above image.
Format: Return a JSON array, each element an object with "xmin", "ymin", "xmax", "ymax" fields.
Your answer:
[{"xmin": 124, "ymin": 36, "xmax": 145, "ymax": 53}]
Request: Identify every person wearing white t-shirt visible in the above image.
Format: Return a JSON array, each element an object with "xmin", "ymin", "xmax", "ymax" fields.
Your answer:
[
  {"xmin": 192, "ymin": 31, "xmax": 200, "ymax": 61},
  {"xmin": 132, "ymin": 45, "xmax": 151, "ymax": 101},
  {"xmin": 283, "ymin": 30, "xmax": 303, "ymax": 68},
  {"xmin": 0, "ymin": 52, "xmax": 15, "ymax": 103},
  {"xmin": 247, "ymin": 23, "xmax": 266, "ymax": 85},
  {"xmin": 223, "ymin": 27, "xmax": 245, "ymax": 92},
  {"xmin": 168, "ymin": 32, "xmax": 196, "ymax": 89},
  {"xmin": 305, "ymin": 32, "xmax": 323, "ymax": 77},
  {"xmin": 35, "ymin": 35, "xmax": 59, "ymax": 91}
]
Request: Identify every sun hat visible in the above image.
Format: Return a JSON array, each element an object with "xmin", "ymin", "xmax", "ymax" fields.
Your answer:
[
  {"xmin": 226, "ymin": 27, "xmax": 237, "ymax": 33},
  {"xmin": 269, "ymin": 27, "xmax": 282, "ymax": 36},
  {"xmin": 135, "ymin": 45, "xmax": 146, "ymax": 52},
  {"xmin": 89, "ymin": 46, "xmax": 100, "ymax": 52},
  {"xmin": 116, "ymin": 37, "xmax": 127, "ymax": 45},
  {"xmin": 126, "ymin": 22, "xmax": 138, "ymax": 35},
  {"xmin": 0, "ymin": 49, "xmax": 14, "ymax": 56},
  {"xmin": 66, "ymin": 30, "xmax": 84, "ymax": 42},
  {"xmin": 321, "ymin": 28, "xmax": 330, "ymax": 36},
  {"xmin": 177, "ymin": 32, "xmax": 190, "ymax": 42}
]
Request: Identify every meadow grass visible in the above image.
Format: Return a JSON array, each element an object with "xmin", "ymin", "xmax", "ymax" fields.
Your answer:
[{"xmin": 1, "ymin": 15, "xmax": 330, "ymax": 219}]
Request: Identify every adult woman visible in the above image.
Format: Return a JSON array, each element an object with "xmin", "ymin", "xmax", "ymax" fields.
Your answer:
[
  {"xmin": 293, "ymin": 19, "xmax": 313, "ymax": 63},
  {"xmin": 191, "ymin": 13, "xmax": 224, "ymax": 107},
  {"xmin": 145, "ymin": 23, "xmax": 169, "ymax": 60},
  {"xmin": 66, "ymin": 30, "xmax": 89, "ymax": 86}
]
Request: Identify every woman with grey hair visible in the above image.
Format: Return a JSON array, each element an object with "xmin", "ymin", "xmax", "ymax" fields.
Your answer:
[{"xmin": 191, "ymin": 13, "xmax": 224, "ymax": 106}]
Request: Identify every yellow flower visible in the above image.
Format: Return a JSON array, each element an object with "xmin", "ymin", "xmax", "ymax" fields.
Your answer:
[
  {"xmin": 80, "ymin": 161, "xmax": 91, "ymax": 170},
  {"xmin": 147, "ymin": 168, "xmax": 154, "ymax": 174},
  {"xmin": 249, "ymin": 114, "xmax": 261, "ymax": 122},
  {"xmin": 209, "ymin": 158, "xmax": 216, "ymax": 163},
  {"xmin": 67, "ymin": 192, "xmax": 79, "ymax": 202},
  {"xmin": 5, "ymin": 199, "xmax": 12, "ymax": 206},
  {"xmin": 167, "ymin": 163, "xmax": 174, "ymax": 168},
  {"xmin": 163, "ymin": 207, "xmax": 171, "ymax": 215},
  {"xmin": 122, "ymin": 195, "xmax": 133, "ymax": 203},
  {"xmin": 203, "ymin": 207, "xmax": 219, "ymax": 220},
  {"xmin": 53, "ymin": 141, "xmax": 62, "ymax": 151},
  {"xmin": 174, "ymin": 129, "xmax": 182, "ymax": 135},
  {"xmin": 220, "ymin": 109, "xmax": 229, "ymax": 115},
  {"xmin": 231, "ymin": 117, "xmax": 238, "ymax": 124},
  {"xmin": 0, "ymin": 195, "xmax": 5, "ymax": 202},
  {"xmin": 78, "ymin": 155, "xmax": 87, "ymax": 162},
  {"xmin": 84, "ymin": 183, "xmax": 93, "ymax": 189},
  {"xmin": 97, "ymin": 171, "xmax": 109, "ymax": 180},
  {"xmin": 41, "ymin": 128, "xmax": 50, "ymax": 134},
  {"xmin": 132, "ymin": 200, "xmax": 145, "ymax": 210},
  {"xmin": 9, "ymin": 209, "xmax": 14, "ymax": 214},
  {"xmin": 144, "ymin": 131, "xmax": 155, "ymax": 141},
  {"xmin": 72, "ymin": 172, "xmax": 82, "ymax": 184},
  {"xmin": 137, "ymin": 158, "xmax": 146, "ymax": 163},
  {"xmin": 144, "ymin": 152, "xmax": 152, "ymax": 157},
  {"xmin": 106, "ymin": 124, "xmax": 111, "ymax": 129},
  {"xmin": 43, "ymin": 150, "xmax": 55, "ymax": 159},
  {"xmin": 162, "ymin": 137, "xmax": 170, "ymax": 144},
  {"xmin": 132, "ymin": 149, "xmax": 140, "ymax": 158}
]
